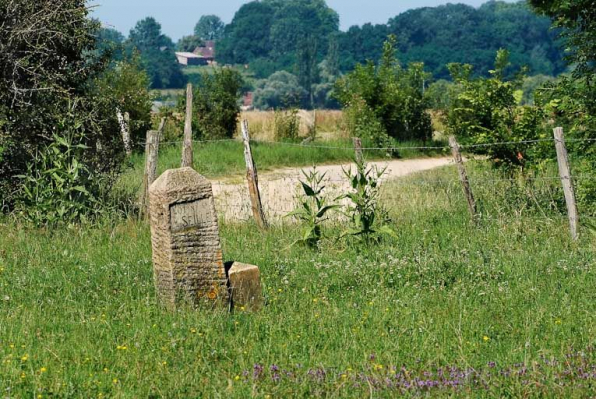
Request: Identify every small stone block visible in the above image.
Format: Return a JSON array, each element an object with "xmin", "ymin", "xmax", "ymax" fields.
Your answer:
[{"xmin": 228, "ymin": 262, "xmax": 263, "ymax": 312}]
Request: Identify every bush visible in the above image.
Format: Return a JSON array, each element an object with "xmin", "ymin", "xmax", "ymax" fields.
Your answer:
[
  {"xmin": 334, "ymin": 35, "xmax": 433, "ymax": 144},
  {"xmin": 446, "ymin": 50, "xmax": 546, "ymax": 169},
  {"xmin": 253, "ymin": 71, "xmax": 307, "ymax": 110},
  {"xmin": 274, "ymin": 109, "xmax": 300, "ymax": 141},
  {"xmin": 0, "ymin": 0, "xmax": 134, "ymax": 216},
  {"xmin": 191, "ymin": 68, "xmax": 243, "ymax": 139}
]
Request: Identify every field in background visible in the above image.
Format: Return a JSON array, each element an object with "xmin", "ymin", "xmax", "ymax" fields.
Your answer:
[{"xmin": 2, "ymin": 163, "xmax": 596, "ymax": 397}]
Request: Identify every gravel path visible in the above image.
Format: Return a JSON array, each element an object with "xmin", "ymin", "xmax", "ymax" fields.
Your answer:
[{"xmin": 212, "ymin": 157, "xmax": 452, "ymax": 222}]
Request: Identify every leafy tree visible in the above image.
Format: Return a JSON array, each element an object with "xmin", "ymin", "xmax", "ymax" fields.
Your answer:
[
  {"xmin": 177, "ymin": 35, "xmax": 203, "ymax": 52},
  {"xmin": 253, "ymin": 71, "xmax": 307, "ymax": 110},
  {"xmin": 530, "ymin": 0, "xmax": 596, "ymax": 213},
  {"xmin": 447, "ymin": 50, "xmax": 545, "ymax": 169},
  {"xmin": 217, "ymin": 0, "xmax": 339, "ymax": 77},
  {"xmin": 96, "ymin": 27, "xmax": 125, "ymax": 61},
  {"xmin": 296, "ymin": 36, "xmax": 320, "ymax": 108},
  {"xmin": 334, "ymin": 36, "xmax": 433, "ymax": 145},
  {"xmin": 194, "ymin": 15, "xmax": 225, "ymax": 41},
  {"xmin": 127, "ymin": 17, "xmax": 186, "ymax": 89},
  {"xmin": 217, "ymin": 2, "xmax": 276, "ymax": 65},
  {"xmin": 190, "ymin": 68, "xmax": 243, "ymax": 139},
  {"xmin": 0, "ymin": 0, "xmax": 144, "ymax": 220}
]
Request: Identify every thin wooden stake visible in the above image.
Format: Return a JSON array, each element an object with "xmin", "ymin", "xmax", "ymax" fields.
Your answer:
[
  {"xmin": 449, "ymin": 136, "xmax": 477, "ymax": 219},
  {"xmin": 241, "ymin": 120, "xmax": 268, "ymax": 230},
  {"xmin": 353, "ymin": 137, "xmax": 363, "ymax": 164},
  {"xmin": 157, "ymin": 117, "xmax": 166, "ymax": 140},
  {"xmin": 554, "ymin": 127, "xmax": 579, "ymax": 240},
  {"xmin": 117, "ymin": 109, "xmax": 132, "ymax": 156},
  {"xmin": 141, "ymin": 130, "xmax": 160, "ymax": 218},
  {"xmin": 181, "ymin": 83, "xmax": 193, "ymax": 168}
]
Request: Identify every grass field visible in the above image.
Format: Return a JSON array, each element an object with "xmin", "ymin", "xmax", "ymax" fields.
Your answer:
[{"xmin": 2, "ymin": 162, "xmax": 596, "ymax": 397}]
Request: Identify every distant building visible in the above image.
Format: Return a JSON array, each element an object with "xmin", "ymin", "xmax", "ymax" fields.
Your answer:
[
  {"xmin": 176, "ymin": 40, "xmax": 217, "ymax": 67},
  {"xmin": 175, "ymin": 52, "xmax": 205, "ymax": 66},
  {"xmin": 242, "ymin": 92, "xmax": 254, "ymax": 111}
]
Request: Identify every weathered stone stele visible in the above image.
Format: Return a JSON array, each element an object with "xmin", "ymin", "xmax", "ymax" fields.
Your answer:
[
  {"xmin": 228, "ymin": 262, "xmax": 263, "ymax": 312},
  {"xmin": 149, "ymin": 167, "xmax": 229, "ymax": 309}
]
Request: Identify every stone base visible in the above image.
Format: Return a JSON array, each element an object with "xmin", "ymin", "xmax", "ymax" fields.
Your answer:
[{"xmin": 228, "ymin": 262, "xmax": 263, "ymax": 312}]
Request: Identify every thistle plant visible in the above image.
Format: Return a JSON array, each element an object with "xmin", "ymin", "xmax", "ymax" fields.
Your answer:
[
  {"xmin": 338, "ymin": 157, "xmax": 396, "ymax": 242},
  {"xmin": 286, "ymin": 167, "xmax": 339, "ymax": 248}
]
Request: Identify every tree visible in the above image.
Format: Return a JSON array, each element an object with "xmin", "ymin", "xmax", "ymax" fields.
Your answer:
[
  {"xmin": 177, "ymin": 35, "xmax": 203, "ymax": 52},
  {"xmin": 191, "ymin": 68, "xmax": 243, "ymax": 139},
  {"xmin": 127, "ymin": 17, "xmax": 186, "ymax": 89},
  {"xmin": 0, "ymin": 0, "xmax": 146, "ymax": 221},
  {"xmin": 253, "ymin": 71, "xmax": 307, "ymax": 109},
  {"xmin": 194, "ymin": 15, "xmax": 225, "ymax": 41},
  {"xmin": 96, "ymin": 27, "xmax": 125, "ymax": 61},
  {"xmin": 296, "ymin": 36, "xmax": 320, "ymax": 108},
  {"xmin": 446, "ymin": 50, "xmax": 544, "ymax": 169},
  {"xmin": 334, "ymin": 36, "xmax": 433, "ymax": 145}
]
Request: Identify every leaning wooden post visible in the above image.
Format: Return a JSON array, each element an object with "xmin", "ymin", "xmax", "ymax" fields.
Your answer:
[
  {"xmin": 553, "ymin": 127, "xmax": 579, "ymax": 240},
  {"xmin": 449, "ymin": 136, "xmax": 477, "ymax": 220},
  {"xmin": 141, "ymin": 130, "xmax": 160, "ymax": 217},
  {"xmin": 353, "ymin": 137, "xmax": 363, "ymax": 164},
  {"xmin": 241, "ymin": 120, "xmax": 268, "ymax": 230},
  {"xmin": 117, "ymin": 109, "xmax": 132, "ymax": 156},
  {"xmin": 181, "ymin": 84, "xmax": 194, "ymax": 168}
]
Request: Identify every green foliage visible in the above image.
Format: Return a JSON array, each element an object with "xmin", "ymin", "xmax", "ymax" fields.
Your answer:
[
  {"xmin": 14, "ymin": 134, "xmax": 106, "ymax": 225},
  {"xmin": 0, "ymin": 0, "xmax": 131, "ymax": 215},
  {"xmin": 334, "ymin": 36, "xmax": 433, "ymax": 144},
  {"xmin": 338, "ymin": 158, "xmax": 395, "ymax": 242},
  {"xmin": 194, "ymin": 15, "xmax": 225, "ymax": 41},
  {"xmin": 191, "ymin": 68, "xmax": 243, "ymax": 139},
  {"xmin": 424, "ymin": 79, "xmax": 460, "ymax": 111},
  {"xmin": 447, "ymin": 50, "xmax": 546, "ymax": 169},
  {"xmin": 127, "ymin": 17, "xmax": 186, "ymax": 89},
  {"xmin": 286, "ymin": 168, "xmax": 338, "ymax": 248},
  {"xmin": 93, "ymin": 56, "xmax": 153, "ymax": 147},
  {"xmin": 217, "ymin": 0, "xmax": 338, "ymax": 79},
  {"xmin": 177, "ymin": 35, "xmax": 203, "ymax": 52},
  {"xmin": 253, "ymin": 71, "xmax": 307, "ymax": 110},
  {"xmin": 273, "ymin": 109, "xmax": 300, "ymax": 141}
]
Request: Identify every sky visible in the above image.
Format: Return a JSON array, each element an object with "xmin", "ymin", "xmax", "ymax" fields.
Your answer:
[{"xmin": 91, "ymin": 0, "xmax": 514, "ymax": 41}]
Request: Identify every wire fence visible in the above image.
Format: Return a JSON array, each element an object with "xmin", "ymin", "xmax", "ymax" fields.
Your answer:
[{"xmin": 137, "ymin": 129, "xmax": 595, "ymax": 239}]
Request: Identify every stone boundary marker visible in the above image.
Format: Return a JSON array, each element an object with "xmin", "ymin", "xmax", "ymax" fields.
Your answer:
[
  {"xmin": 149, "ymin": 167, "xmax": 263, "ymax": 311},
  {"xmin": 228, "ymin": 262, "xmax": 263, "ymax": 312}
]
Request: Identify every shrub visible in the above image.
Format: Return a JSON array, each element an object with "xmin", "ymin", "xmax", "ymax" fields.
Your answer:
[
  {"xmin": 334, "ymin": 35, "xmax": 433, "ymax": 144},
  {"xmin": 253, "ymin": 71, "xmax": 307, "ymax": 110},
  {"xmin": 446, "ymin": 50, "xmax": 546, "ymax": 169},
  {"xmin": 274, "ymin": 109, "xmax": 300, "ymax": 141},
  {"xmin": 191, "ymin": 68, "xmax": 243, "ymax": 139},
  {"xmin": 0, "ymin": 0, "xmax": 134, "ymax": 216}
]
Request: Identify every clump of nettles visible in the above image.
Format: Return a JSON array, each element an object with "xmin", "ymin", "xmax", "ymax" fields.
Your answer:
[{"xmin": 286, "ymin": 167, "xmax": 339, "ymax": 248}]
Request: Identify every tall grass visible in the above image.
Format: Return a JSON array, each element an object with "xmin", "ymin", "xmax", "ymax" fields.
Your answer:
[{"xmin": 1, "ymin": 164, "xmax": 596, "ymax": 397}]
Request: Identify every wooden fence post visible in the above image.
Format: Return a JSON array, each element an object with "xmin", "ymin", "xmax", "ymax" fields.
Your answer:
[
  {"xmin": 117, "ymin": 109, "xmax": 132, "ymax": 156},
  {"xmin": 141, "ymin": 130, "xmax": 160, "ymax": 217},
  {"xmin": 553, "ymin": 127, "xmax": 579, "ymax": 240},
  {"xmin": 181, "ymin": 83, "xmax": 193, "ymax": 168},
  {"xmin": 241, "ymin": 120, "xmax": 268, "ymax": 230},
  {"xmin": 353, "ymin": 137, "xmax": 363, "ymax": 164},
  {"xmin": 449, "ymin": 136, "xmax": 477, "ymax": 220},
  {"xmin": 157, "ymin": 117, "xmax": 166, "ymax": 140}
]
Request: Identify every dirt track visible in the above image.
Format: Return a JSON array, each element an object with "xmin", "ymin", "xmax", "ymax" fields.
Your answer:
[{"xmin": 212, "ymin": 157, "xmax": 452, "ymax": 222}]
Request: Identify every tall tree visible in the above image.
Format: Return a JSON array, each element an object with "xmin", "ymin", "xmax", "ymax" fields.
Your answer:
[
  {"xmin": 127, "ymin": 17, "xmax": 186, "ymax": 89},
  {"xmin": 194, "ymin": 15, "xmax": 225, "ymax": 41},
  {"xmin": 296, "ymin": 36, "xmax": 320, "ymax": 108}
]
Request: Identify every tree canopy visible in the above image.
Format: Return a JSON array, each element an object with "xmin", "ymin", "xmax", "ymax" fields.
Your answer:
[
  {"xmin": 127, "ymin": 17, "xmax": 186, "ymax": 89},
  {"xmin": 194, "ymin": 15, "xmax": 225, "ymax": 41}
]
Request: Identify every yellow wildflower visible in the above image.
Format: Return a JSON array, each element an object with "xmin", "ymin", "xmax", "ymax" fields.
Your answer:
[
  {"xmin": 40, "ymin": 367, "xmax": 47, "ymax": 373},
  {"xmin": 234, "ymin": 375, "xmax": 240, "ymax": 381},
  {"xmin": 21, "ymin": 354, "xmax": 28, "ymax": 362},
  {"xmin": 483, "ymin": 336, "xmax": 490, "ymax": 342}
]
